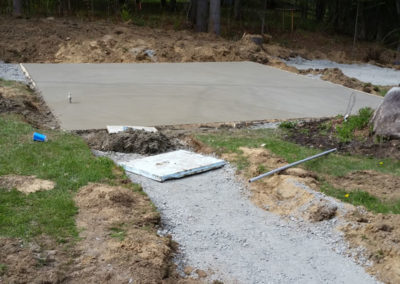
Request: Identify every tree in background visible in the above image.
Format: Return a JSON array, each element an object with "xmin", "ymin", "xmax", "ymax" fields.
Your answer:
[
  {"xmin": 209, "ymin": 0, "xmax": 221, "ymax": 35},
  {"xmin": 13, "ymin": 0, "xmax": 22, "ymax": 16}
]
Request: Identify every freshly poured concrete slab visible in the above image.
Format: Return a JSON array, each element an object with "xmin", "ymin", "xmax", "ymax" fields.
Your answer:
[
  {"xmin": 107, "ymin": 125, "xmax": 157, "ymax": 134},
  {"xmin": 23, "ymin": 62, "xmax": 383, "ymax": 130},
  {"xmin": 120, "ymin": 150, "xmax": 226, "ymax": 182}
]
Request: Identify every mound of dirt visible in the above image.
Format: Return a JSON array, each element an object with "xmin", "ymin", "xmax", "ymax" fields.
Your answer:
[
  {"xmin": 81, "ymin": 129, "xmax": 177, "ymax": 154},
  {"xmin": 0, "ymin": 81, "xmax": 58, "ymax": 129},
  {"xmin": 343, "ymin": 209, "xmax": 400, "ymax": 284},
  {"xmin": 222, "ymin": 147, "xmax": 327, "ymax": 220},
  {"xmin": 0, "ymin": 175, "xmax": 55, "ymax": 194},
  {"xmin": 71, "ymin": 183, "xmax": 179, "ymax": 283}
]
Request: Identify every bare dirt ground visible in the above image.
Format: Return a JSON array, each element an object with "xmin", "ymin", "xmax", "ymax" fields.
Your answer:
[
  {"xmin": 0, "ymin": 175, "xmax": 55, "ymax": 194},
  {"xmin": 0, "ymin": 80, "xmax": 58, "ymax": 129},
  {"xmin": 1, "ymin": 16, "xmax": 397, "ymax": 95},
  {"xmin": 283, "ymin": 118, "xmax": 400, "ymax": 160}
]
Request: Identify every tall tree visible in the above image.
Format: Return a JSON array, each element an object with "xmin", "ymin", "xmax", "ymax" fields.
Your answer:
[
  {"xmin": 196, "ymin": 0, "xmax": 208, "ymax": 32},
  {"xmin": 13, "ymin": 0, "xmax": 22, "ymax": 16},
  {"xmin": 234, "ymin": 0, "xmax": 241, "ymax": 20},
  {"xmin": 209, "ymin": 0, "xmax": 221, "ymax": 35}
]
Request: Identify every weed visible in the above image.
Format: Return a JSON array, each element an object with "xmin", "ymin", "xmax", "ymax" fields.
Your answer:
[
  {"xmin": 109, "ymin": 226, "xmax": 126, "ymax": 241},
  {"xmin": 0, "ymin": 263, "xmax": 7, "ymax": 276},
  {"xmin": 336, "ymin": 107, "xmax": 374, "ymax": 142},
  {"xmin": 120, "ymin": 5, "xmax": 131, "ymax": 22},
  {"xmin": 279, "ymin": 121, "xmax": 297, "ymax": 129},
  {"xmin": 257, "ymin": 164, "xmax": 267, "ymax": 174}
]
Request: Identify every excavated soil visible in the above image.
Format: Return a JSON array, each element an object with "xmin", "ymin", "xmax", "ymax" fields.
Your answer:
[
  {"xmin": 0, "ymin": 237, "xmax": 74, "ymax": 283},
  {"xmin": 79, "ymin": 129, "xmax": 179, "ymax": 154},
  {"xmin": 0, "ymin": 17, "xmax": 268, "ymax": 64},
  {"xmin": 0, "ymin": 175, "xmax": 55, "ymax": 194},
  {"xmin": 0, "ymin": 80, "xmax": 58, "ymax": 129},
  {"xmin": 71, "ymin": 183, "xmax": 184, "ymax": 283},
  {"xmin": 284, "ymin": 118, "xmax": 400, "ymax": 160},
  {"xmin": 343, "ymin": 209, "xmax": 400, "ymax": 284}
]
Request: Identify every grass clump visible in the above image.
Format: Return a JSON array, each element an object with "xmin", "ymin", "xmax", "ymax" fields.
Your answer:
[
  {"xmin": 336, "ymin": 107, "xmax": 374, "ymax": 142},
  {"xmin": 0, "ymin": 115, "xmax": 116, "ymax": 241},
  {"xmin": 321, "ymin": 183, "xmax": 400, "ymax": 214},
  {"xmin": 279, "ymin": 121, "xmax": 297, "ymax": 129},
  {"xmin": 109, "ymin": 226, "xmax": 126, "ymax": 241}
]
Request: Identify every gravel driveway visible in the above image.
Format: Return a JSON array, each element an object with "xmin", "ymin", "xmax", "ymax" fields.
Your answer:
[{"xmin": 99, "ymin": 151, "xmax": 378, "ymax": 284}]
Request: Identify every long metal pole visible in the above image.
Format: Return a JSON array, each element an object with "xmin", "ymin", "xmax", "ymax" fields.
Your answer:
[{"xmin": 249, "ymin": 148, "xmax": 337, "ymax": 183}]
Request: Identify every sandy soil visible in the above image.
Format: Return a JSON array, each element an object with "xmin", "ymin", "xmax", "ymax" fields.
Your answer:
[{"xmin": 0, "ymin": 175, "xmax": 55, "ymax": 194}]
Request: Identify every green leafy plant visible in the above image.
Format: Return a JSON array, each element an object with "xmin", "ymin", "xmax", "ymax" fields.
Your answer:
[{"xmin": 336, "ymin": 107, "xmax": 374, "ymax": 142}]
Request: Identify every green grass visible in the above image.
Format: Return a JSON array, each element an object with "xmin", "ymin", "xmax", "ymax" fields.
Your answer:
[
  {"xmin": 0, "ymin": 115, "xmax": 116, "ymax": 241},
  {"xmin": 0, "ymin": 263, "xmax": 7, "ymax": 276},
  {"xmin": 321, "ymin": 183, "xmax": 400, "ymax": 214},
  {"xmin": 109, "ymin": 226, "xmax": 126, "ymax": 241},
  {"xmin": 336, "ymin": 107, "xmax": 374, "ymax": 142}
]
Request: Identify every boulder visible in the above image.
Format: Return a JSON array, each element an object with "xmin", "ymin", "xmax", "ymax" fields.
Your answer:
[{"xmin": 372, "ymin": 87, "xmax": 400, "ymax": 138}]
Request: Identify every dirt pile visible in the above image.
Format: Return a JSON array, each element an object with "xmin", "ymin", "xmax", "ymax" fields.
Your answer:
[
  {"xmin": 81, "ymin": 129, "xmax": 178, "ymax": 154},
  {"xmin": 343, "ymin": 209, "xmax": 400, "ymax": 284},
  {"xmin": 0, "ymin": 80, "xmax": 58, "ymax": 129},
  {"xmin": 0, "ymin": 17, "xmax": 268, "ymax": 64},
  {"xmin": 71, "ymin": 183, "xmax": 180, "ymax": 283},
  {"xmin": 0, "ymin": 175, "xmax": 55, "ymax": 194},
  {"xmin": 221, "ymin": 147, "xmax": 336, "ymax": 221}
]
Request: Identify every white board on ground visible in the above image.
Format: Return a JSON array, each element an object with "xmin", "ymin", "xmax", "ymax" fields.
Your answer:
[
  {"xmin": 107, "ymin": 125, "xmax": 157, "ymax": 134},
  {"xmin": 120, "ymin": 150, "xmax": 226, "ymax": 182}
]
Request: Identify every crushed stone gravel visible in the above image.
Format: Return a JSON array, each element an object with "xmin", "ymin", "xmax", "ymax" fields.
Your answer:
[
  {"xmin": 0, "ymin": 63, "xmax": 28, "ymax": 83},
  {"xmin": 96, "ymin": 150, "xmax": 379, "ymax": 284}
]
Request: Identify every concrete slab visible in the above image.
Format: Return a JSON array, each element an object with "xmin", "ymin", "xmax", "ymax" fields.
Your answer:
[
  {"xmin": 23, "ymin": 62, "xmax": 383, "ymax": 130},
  {"xmin": 120, "ymin": 150, "xmax": 226, "ymax": 182}
]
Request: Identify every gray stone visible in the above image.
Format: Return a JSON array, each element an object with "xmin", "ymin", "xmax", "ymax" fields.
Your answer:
[{"xmin": 372, "ymin": 87, "xmax": 400, "ymax": 138}]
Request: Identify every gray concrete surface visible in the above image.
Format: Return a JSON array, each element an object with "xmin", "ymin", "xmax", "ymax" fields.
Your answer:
[
  {"xmin": 24, "ymin": 62, "xmax": 383, "ymax": 130},
  {"xmin": 98, "ymin": 150, "xmax": 379, "ymax": 284}
]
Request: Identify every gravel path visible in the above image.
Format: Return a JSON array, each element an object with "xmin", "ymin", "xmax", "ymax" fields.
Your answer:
[
  {"xmin": 284, "ymin": 56, "xmax": 400, "ymax": 86},
  {"xmin": 100, "ymin": 151, "xmax": 378, "ymax": 284},
  {"xmin": 0, "ymin": 63, "xmax": 28, "ymax": 82}
]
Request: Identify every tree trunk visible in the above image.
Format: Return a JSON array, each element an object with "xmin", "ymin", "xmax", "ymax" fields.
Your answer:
[
  {"xmin": 315, "ymin": 0, "xmax": 326, "ymax": 23},
  {"xmin": 234, "ymin": 0, "xmax": 241, "ymax": 20},
  {"xmin": 13, "ymin": 0, "xmax": 22, "ymax": 16},
  {"xmin": 209, "ymin": 0, "xmax": 221, "ymax": 35},
  {"xmin": 170, "ymin": 0, "xmax": 176, "ymax": 11},
  {"xmin": 161, "ymin": 0, "xmax": 167, "ymax": 9},
  {"xmin": 196, "ymin": 0, "xmax": 208, "ymax": 32},
  {"xmin": 189, "ymin": 0, "xmax": 197, "ymax": 25}
]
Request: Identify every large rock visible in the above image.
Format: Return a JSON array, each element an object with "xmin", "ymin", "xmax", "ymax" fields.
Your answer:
[{"xmin": 372, "ymin": 87, "xmax": 400, "ymax": 138}]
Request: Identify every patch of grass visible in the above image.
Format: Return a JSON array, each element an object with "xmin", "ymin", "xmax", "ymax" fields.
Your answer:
[
  {"xmin": 336, "ymin": 107, "xmax": 374, "ymax": 142},
  {"xmin": 321, "ymin": 183, "xmax": 400, "ymax": 214},
  {"xmin": 0, "ymin": 263, "xmax": 7, "ymax": 276},
  {"xmin": 279, "ymin": 121, "xmax": 297, "ymax": 129},
  {"xmin": 0, "ymin": 115, "xmax": 116, "ymax": 240},
  {"xmin": 109, "ymin": 226, "xmax": 126, "ymax": 241}
]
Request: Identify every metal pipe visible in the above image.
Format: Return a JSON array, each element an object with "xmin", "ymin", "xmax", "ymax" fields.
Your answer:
[{"xmin": 249, "ymin": 148, "xmax": 337, "ymax": 183}]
